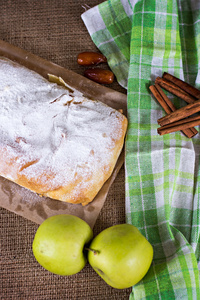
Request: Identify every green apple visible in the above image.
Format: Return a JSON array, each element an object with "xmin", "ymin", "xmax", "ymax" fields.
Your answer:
[
  {"xmin": 32, "ymin": 214, "xmax": 93, "ymax": 276},
  {"xmin": 87, "ymin": 224, "xmax": 153, "ymax": 289}
]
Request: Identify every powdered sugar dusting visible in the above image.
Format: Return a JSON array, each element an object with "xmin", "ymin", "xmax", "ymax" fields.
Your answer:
[{"xmin": 0, "ymin": 58, "xmax": 126, "ymax": 204}]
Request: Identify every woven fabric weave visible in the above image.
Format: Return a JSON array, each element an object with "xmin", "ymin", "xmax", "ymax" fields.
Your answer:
[{"xmin": 82, "ymin": 0, "xmax": 200, "ymax": 298}]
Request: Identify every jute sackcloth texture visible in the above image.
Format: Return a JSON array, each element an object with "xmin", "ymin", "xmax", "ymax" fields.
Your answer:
[{"xmin": 0, "ymin": 1, "xmax": 131, "ymax": 299}]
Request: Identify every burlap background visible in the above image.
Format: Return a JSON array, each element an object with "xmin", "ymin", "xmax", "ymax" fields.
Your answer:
[{"xmin": 0, "ymin": 1, "xmax": 131, "ymax": 299}]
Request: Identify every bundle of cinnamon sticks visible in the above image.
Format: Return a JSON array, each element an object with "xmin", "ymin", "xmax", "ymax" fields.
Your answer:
[{"xmin": 149, "ymin": 73, "xmax": 200, "ymax": 138}]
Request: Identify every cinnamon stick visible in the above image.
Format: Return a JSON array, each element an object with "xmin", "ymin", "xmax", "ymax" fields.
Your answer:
[
  {"xmin": 149, "ymin": 85, "xmax": 171, "ymax": 114},
  {"xmin": 158, "ymin": 115, "xmax": 200, "ymax": 130},
  {"xmin": 154, "ymin": 84, "xmax": 176, "ymax": 112},
  {"xmin": 158, "ymin": 115, "xmax": 200, "ymax": 135},
  {"xmin": 157, "ymin": 98, "xmax": 200, "ymax": 126},
  {"xmin": 163, "ymin": 72, "xmax": 200, "ymax": 99},
  {"xmin": 149, "ymin": 84, "xmax": 197, "ymax": 138},
  {"xmin": 155, "ymin": 84, "xmax": 198, "ymax": 136},
  {"xmin": 155, "ymin": 77, "xmax": 196, "ymax": 104}
]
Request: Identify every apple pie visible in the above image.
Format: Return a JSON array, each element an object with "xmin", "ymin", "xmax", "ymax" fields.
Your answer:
[{"xmin": 0, "ymin": 57, "xmax": 127, "ymax": 205}]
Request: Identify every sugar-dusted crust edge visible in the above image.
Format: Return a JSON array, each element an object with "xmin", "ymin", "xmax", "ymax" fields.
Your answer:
[{"xmin": 42, "ymin": 115, "xmax": 128, "ymax": 206}]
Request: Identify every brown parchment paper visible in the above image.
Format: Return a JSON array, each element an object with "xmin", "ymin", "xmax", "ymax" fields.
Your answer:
[{"xmin": 0, "ymin": 40, "xmax": 127, "ymax": 229}]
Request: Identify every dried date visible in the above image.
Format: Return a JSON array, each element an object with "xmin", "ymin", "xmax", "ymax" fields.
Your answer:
[
  {"xmin": 77, "ymin": 52, "xmax": 107, "ymax": 66},
  {"xmin": 84, "ymin": 68, "xmax": 114, "ymax": 84}
]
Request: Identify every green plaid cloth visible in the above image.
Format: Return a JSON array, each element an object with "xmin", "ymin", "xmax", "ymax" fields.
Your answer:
[{"xmin": 82, "ymin": 0, "xmax": 200, "ymax": 299}]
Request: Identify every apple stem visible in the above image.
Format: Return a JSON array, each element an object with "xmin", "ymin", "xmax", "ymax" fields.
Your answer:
[{"xmin": 84, "ymin": 247, "xmax": 99, "ymax": 255}]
